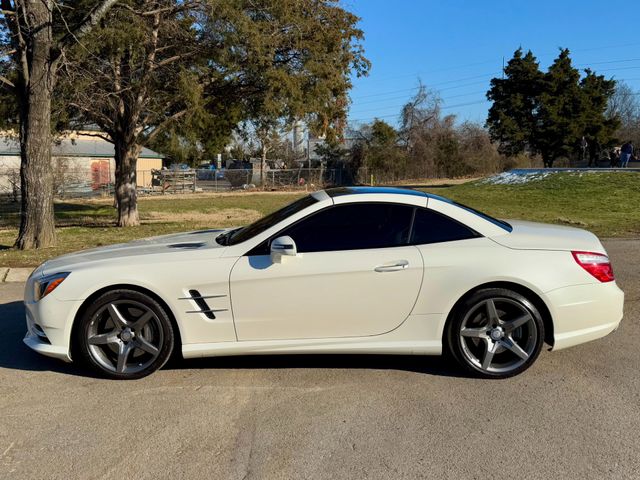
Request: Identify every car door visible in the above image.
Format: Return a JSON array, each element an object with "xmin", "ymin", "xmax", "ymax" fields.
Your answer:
[{"xmin": 229, "ymin": 202, "xmax": 424, "ymax": 341}]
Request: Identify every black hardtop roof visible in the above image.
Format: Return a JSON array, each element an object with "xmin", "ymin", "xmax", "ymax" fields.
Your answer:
[
  {"xmin": 323, "ymin": 186, "xmax": 512, "ymax": 232},
  {"xmin": 324, "ymin": 186, "xmax": 451, "ymax": 202}
]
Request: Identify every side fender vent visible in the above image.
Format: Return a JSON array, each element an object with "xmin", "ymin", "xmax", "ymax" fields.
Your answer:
[{"xmin": 189, "ymin": 289, "xmax": 215, "ymax": 319}]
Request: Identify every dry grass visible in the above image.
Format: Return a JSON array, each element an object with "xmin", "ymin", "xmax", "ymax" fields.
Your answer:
[
  {"xmin": 1, "ymin": 173, "xmax": 639, "ymax": 267},
  {"xmin": 144, "ymin": 208, "xmax": 262, "ymax": 225}
]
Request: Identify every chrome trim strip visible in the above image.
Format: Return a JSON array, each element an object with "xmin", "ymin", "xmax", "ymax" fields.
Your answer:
[
  {"xmin": 178, "ymin": 294, "xmax": 227, "ymax": 300},
  {"xmin": 185, "ymin": 308, "xmax": 229, "ymax": 314}
]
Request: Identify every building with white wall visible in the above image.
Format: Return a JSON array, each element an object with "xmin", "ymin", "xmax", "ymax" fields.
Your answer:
[{"xmin": 0, "ymin": 131, "xmax": 164, "ymax": 195}]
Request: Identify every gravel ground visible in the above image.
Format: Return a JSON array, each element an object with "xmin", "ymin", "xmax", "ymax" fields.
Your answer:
[{"xmin": 0, "ymin": 239, "xmax": 638, "ymax": 480}]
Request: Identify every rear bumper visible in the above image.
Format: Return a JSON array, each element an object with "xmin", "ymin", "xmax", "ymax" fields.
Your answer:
[{"xmin": 546, "ymin": 281, "xmax": 624, "ymax": 351}]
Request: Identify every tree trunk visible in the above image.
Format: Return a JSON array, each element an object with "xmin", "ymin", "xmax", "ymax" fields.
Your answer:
[
  {"xmin": 114, "ymin": 140, "xmax": 141, "ymax": 227},
  {"xmin": 15, "ymin": 1, "xmax": 56, "ymax": 249}
]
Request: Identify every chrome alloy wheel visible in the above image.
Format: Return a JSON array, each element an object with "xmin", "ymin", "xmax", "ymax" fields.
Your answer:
[
  {"xmin": 459, "ymin": 297, "xmax": 538, "ymax": 374},
  {"xmin": 87, "ymin": 300, "xmax": 164, "ymax": 374}
]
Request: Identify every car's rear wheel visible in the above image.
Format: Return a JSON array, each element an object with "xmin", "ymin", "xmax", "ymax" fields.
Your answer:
[
  {"xmin": 75, "ymin": 289, "xmax": 174, "ymax": 379},
  {"xmin": 446, "ymin": 288, "xmax": 544, "ymax": 378}
]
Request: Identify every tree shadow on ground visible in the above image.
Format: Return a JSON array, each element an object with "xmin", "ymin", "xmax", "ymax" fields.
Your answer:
[
  {"xmin": 1, "ymin": 201, "xmax": 112, "ymax": 228},
  {"xmin": 54, "ymin": 202, "xmax": 109, "ymax": 213}
]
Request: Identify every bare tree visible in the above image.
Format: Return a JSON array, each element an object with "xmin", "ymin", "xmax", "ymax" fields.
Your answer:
[
  {"xmin": 399, "ymin": 81, "xmax": 442, "ymax": 153},
  {"xmin": 251, "ymin": 119, "xmax": 289, "ymax": 184},
  {"xmin": 608, "ymin": 81, "xmax": 640, "ymax": 145},
  {"xmin": 607, "ymin": 81, "xmax": 640, "ymax": 124},
  {"xmin": 0, "ymin": 0, "xmax": 117, "ymax": 248}
]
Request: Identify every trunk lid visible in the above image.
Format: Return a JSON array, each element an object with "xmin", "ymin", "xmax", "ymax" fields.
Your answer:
[{"xmin": 490, "ymin": 220, "xmax": 606, "ymax": 253}]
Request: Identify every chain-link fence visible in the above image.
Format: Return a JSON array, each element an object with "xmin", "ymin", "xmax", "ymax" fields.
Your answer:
[{"xmin": 0, "ymin": 167, "xmax": 346, "ymax": 201}]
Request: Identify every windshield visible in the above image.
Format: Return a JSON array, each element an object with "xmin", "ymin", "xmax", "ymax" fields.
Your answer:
[{"xmin": 217, "ymin": 195, "xmax": 318, "ymax": 246}]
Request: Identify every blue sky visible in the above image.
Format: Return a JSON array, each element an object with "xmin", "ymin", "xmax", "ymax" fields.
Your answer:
[{"xmin": 346, "ymin": 0, "xmax": 640, "ymax": 127}]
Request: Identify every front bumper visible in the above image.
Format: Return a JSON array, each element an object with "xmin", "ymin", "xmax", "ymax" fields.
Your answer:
[
  {"xmin": 546, "ymin": 281, "xmax": 624, "ymax": 351},
  {"xmin": 23, "ymin": 334, "xmax": 71, "ymax": 361},
  {"xmin": 23, "ymin": 284, "xmax": 83, "ymax": 362}
]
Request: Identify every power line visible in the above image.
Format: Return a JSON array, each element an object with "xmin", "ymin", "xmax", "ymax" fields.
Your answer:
[
  {"xmin": 350, "ymin": 57, "xmax": 640, "ymax": 103},
  {"xmin": 579, "ymin": 57, "xmax": 640, "ymax": 67},
  {"xmin": 347, "ymin": 67, "xmax": 640, "ymax": 117},
  {"xmin": 351, "ymin": 68, "xmax": 638, "ymax": 111},
  {"xmin": 352, "ymin": 89, "xmax": 487, "ymax": 108},
  {"xmin": 352, "ymin": 60, "xmax": 499, "ymax": 86},
  {"xmin": 355, "ymin": 42, "xmax": 640, "ymax": 87},
  {"xmin": 347, "ymin": 64, "xmax": 640, "ymax": 125},
  {"xmin": 350, "ymin": 72, "xmax": 500, "ymax": 100},
  {"xmin": 567, "ymin": 41, "xmax": 640, "ymax": 53},
  {"xmin": 348, "ymin": 88, "xmax": 640, "ymax": 125},
  {"xmin": 349, "ymin": 99, "xmax": 490, "ymax": 123},
  {"xmin": 350, "ymin": 90, "xmax": 488, "ymax": 115},
  {"xmin": 598, "ymin": 65, "xmax": 640, "ymax": 73}
]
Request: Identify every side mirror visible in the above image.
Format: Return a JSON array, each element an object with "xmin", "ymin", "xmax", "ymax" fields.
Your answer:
[{"xmin": 270, "ymin": 236, "xmax": 297, "ymax": 263}]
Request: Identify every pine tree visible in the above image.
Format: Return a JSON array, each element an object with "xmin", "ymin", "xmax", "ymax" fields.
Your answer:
[
  {"xmin": 488, "ymin": 48, "xmax": 619, "ymax": 167},
  {"xmin": 580, "ymin": 69, "xmax": 619, "ymax": 163},
  {"xmin": 486, "ymin": 48, "xmax": 543, "ymax": 156},
  {"xmin": 537, "ymin": 49, "xmax": 585, "ymax": 167}
]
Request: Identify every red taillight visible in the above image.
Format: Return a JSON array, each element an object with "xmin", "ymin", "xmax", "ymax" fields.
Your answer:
[{"xmin": 572, "ymin": 251, "xmax": 615, "ymax": 282}]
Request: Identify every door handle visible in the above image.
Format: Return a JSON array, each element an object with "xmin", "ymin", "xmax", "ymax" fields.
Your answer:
[{"xmin": 374, "ymin": 260, "xmax": 409, "ymax": 272}]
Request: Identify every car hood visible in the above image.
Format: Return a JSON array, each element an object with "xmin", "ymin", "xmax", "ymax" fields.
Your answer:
[
  {"xmin": 490, "ymin": 220, "xmax": 605, "ymax": 253},
  {"xmin": 39, "ymin": 229, "xmax": 230, "ymax": 276}
]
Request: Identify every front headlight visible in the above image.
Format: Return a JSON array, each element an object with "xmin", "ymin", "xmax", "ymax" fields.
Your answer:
[{"xmin": 34, "ymin": 272, "xmax": 70, "ymax": 301}]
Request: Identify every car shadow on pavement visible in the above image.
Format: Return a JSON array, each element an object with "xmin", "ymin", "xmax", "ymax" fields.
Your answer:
[
  {"xmin": 0, "ymin": 300, "xmax": 84, "ymax": 376},
  {"xmin": 172, "ymin": 353, "xmax": 466, "ymax": 378},
  {"xmin": 0, "ymin": 299, "xmax": 468, "ymax": 378}
]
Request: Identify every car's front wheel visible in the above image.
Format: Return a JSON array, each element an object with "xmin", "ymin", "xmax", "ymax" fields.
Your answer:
[
  {"xmin": 75, "ymin": 289, "xmax": 175, "ymax": 379},
  {"xmin": 446, "ymin": 288, "xmax": 544, "ymax": 378}
]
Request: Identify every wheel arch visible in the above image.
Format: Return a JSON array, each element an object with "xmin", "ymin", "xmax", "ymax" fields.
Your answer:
[
  {"xmin": 70, "ymin": 283, "xmax": 183, "ymax": 361},
  {"xmin": 443, "ymin": 281, "xmax": 554, "ymax": 347}
]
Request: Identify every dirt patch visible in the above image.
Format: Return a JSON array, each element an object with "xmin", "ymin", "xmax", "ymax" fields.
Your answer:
[
  {"xmin": 66, "ymin": 189, "xmax": 310, "ymax": 206},
  {"xmin": 144, "ymin": 208, "xmax": 262, "ymax": 225}
]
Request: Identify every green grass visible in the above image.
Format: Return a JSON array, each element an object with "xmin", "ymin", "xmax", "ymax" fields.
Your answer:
[
  {"xmin": 0, "ymin": 192, "xmax": 303, "ymax": 267},
  {"xmin": 420, "ymin": 172, "xmax": 640, "ymax": 237},
  {"xmin": 1, "ymin": 172, "xmax": 639, "ymax": 267}
]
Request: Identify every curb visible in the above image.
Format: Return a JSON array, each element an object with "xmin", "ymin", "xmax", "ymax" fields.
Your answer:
[{"xmin": 1, "ymin": 268, "xmax": 32, "ymax": 283}]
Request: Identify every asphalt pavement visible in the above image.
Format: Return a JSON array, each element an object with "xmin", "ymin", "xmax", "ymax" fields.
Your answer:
[{"xmin": 1, "ymin": 239, "xmax": 639, "ymax": 479}]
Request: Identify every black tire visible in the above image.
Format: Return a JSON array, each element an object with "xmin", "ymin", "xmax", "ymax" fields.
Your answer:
[
  {"xmin": 75, "ymin": 289, "xmax": 175, "ymax": 380},
  {"xmin": 446, "ymin": 288, "xmax": 544, "ymax": 379}
]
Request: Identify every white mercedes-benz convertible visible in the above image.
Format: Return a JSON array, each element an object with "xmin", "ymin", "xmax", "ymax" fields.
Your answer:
[{"xmin": 24, "ymin": 187, "xmax": 623, "ymax": 379}]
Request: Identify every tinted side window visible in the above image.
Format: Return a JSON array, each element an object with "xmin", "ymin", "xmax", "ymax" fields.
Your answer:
[
  {"xmin": 411, "ymin": 208, "xmax": 479, "ymax": 245},
  {"xmin": 282, "ymin": 203, "xmax": 414, "ymax": 253}
]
